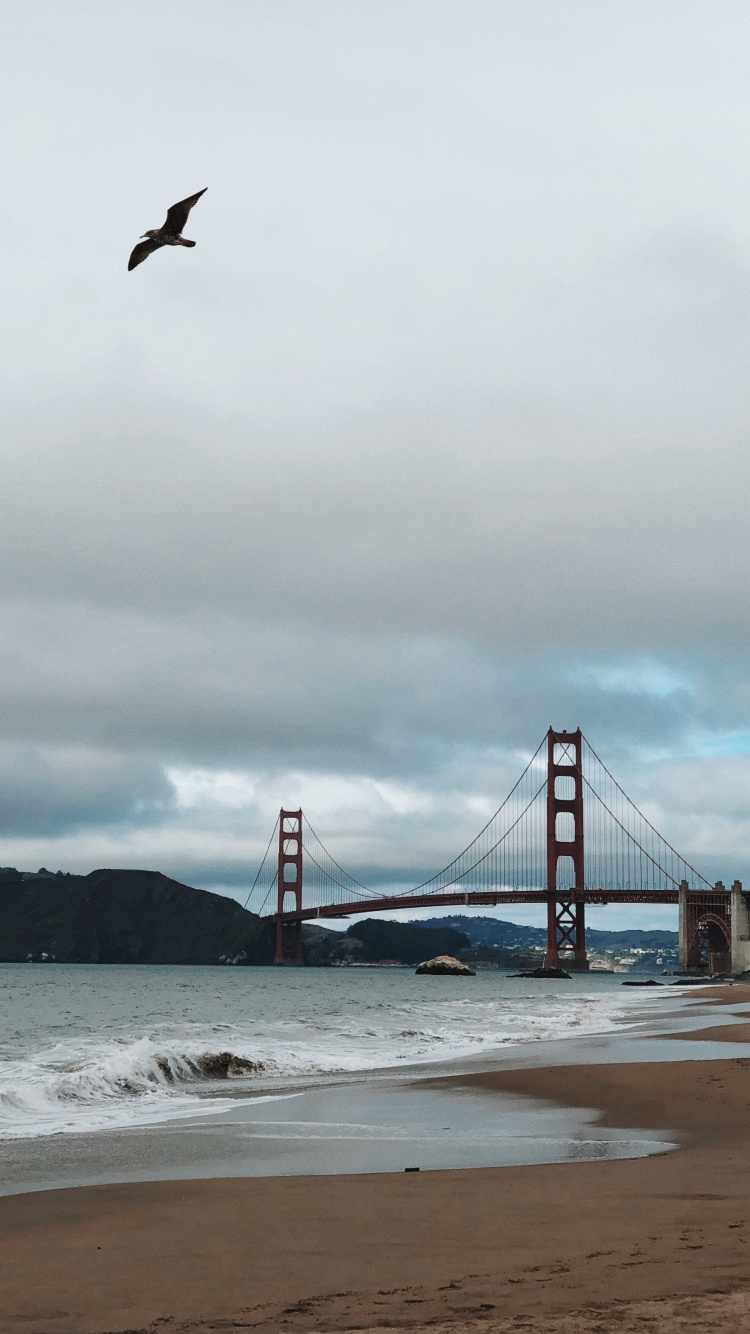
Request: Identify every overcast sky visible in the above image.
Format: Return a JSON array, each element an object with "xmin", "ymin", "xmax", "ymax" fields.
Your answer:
[{"xmin": 2, "ymin": 0, "xmax": 750, "ymax": 932}]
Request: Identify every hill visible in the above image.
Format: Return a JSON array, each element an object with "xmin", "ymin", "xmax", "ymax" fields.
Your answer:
[
  {"xmin": 346, "ymin": 918, "xmax": 470, "ymax": 964},
  {"xmin": 302, "ymin": 918, "xmax": 472, "ymax": 966},
  {"xmin": 414, "ymin": 915, "xmax": 678, "ymax": 952},
  {"xmin": 0, "ymin": 869, "xmax": 275, "ymax": 965}
]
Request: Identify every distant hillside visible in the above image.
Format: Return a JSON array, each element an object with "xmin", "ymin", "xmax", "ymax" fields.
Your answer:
[
  {"xmin": 0, "ymin": 869, "xmax": 276, "ymax": 965},
  {"xmin": 414, "ymin": 915, "xmax": 678, "ymax": 952},
  {"xmin": 581, "ymin": 927, "xmax": 678, "ymax": 950},
  {"xmin": 348, "ymin": 919, "xmax": 470, "ymax": 964},
  {"xmin": 303, "ymin": 918, "xmax": 471, "ymax": 966}
]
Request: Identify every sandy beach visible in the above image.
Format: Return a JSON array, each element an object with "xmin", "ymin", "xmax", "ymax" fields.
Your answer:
[{"xmin": 0, "ymin": 987, "xmax": 749, "ymax": 1334}]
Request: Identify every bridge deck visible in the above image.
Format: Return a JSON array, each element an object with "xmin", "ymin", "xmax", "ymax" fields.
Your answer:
[{"xmin": 280, "ymin": 888, "xmax": 680, "ymax": 922}]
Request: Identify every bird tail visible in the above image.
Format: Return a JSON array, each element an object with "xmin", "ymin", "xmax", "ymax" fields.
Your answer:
[{"xmin": 180, "ymin": 238, "xmax": 197, "ymax": 247}]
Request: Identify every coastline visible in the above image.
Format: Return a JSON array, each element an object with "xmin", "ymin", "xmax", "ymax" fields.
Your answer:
[
  {"xmin": 2, "ymin": 984, "xmax": 750, "ymax": 1332},
  {"xmin": 0, "ymin": 968, "xmax": 689, "ymax": 1195}
]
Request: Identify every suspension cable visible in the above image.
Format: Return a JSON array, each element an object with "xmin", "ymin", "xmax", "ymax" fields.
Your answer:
[
  {"xmin": 301, "ymin": 842, "xmax": 373, "ymax": 900},
  {"xmin": 582, "ymin": 736, "xmax": 712, "ymax": 888},
  {"xmin": 301, "ymin": 815, "xmax": 373, "ymax": 895},
  {"xmin": 411, "ymin": 734, "xmax": 547, "ymax": 892},
  {"xmin": 257, "ymin": 869, "xmax": 278, "ymax": 917},
  {"xmin": 581, "ymin": 774, "xmax": 710, "ymax": 888},
  {"xmin": 403, "ymin": 777, "xmax": 548, "ymax": 895},
  {"xmin": 243, "ymin": 815, "xmax": 280, "ymax": 910}
]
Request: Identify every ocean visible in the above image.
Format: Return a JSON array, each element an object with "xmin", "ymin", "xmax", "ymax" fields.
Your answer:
[{"xmin": 0, "ymin": 963, "xmax": 673, "ymax": 1142}]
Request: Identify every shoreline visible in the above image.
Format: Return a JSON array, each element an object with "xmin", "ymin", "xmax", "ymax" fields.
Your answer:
[
  {"xmin": 2, "ymin": 985, "xmax": 750, "ymax": 1332},
  {"xmin": 0, "ymin": 977, "xmax": 707, "ymax": 1198},
  {"xmin": 0, "ymin": 965, "xmax": 699, "ymax": 1195}
]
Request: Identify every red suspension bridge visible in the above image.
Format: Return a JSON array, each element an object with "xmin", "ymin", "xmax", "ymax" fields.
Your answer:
[{"xmin": 244, "ymin": 729, "xmax": 742, "ymax": 972}]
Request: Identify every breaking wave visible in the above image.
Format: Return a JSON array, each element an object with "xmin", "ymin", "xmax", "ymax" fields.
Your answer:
[{"xmin": 0, "ymin": 1038, "xmax": 271, "ymax": 1138}]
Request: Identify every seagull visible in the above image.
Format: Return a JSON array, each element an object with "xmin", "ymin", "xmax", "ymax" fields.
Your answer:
[{"xmin": 127, "ymin": 188, "xmax": 207, "ymax": 271}]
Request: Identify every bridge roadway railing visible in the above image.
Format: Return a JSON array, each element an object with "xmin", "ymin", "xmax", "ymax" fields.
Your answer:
[{"xmin": 280, "ymin": 886, "xmax": 680, "ymax": 923}]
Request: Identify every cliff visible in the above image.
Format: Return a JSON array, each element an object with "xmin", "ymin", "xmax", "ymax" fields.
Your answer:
[{"xmin": 0, "ymin": 869, "xmax": 275, "ymax": 965}]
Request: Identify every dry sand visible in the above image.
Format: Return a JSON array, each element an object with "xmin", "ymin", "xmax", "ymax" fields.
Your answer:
[{"xmin": 4, "ymin": 1002, "xmax": 750, "ymax": 1332}]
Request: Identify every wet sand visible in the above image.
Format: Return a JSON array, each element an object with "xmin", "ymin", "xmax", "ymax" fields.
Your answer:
[
  {"xmin": 4, "ymin": 1025, "xmax": 750, "ymax": 1333},
  {"xmin": 670, "ymin": 1021, "xmax": 750, "ymax": 1042},
  {"xmin": 0, "ymin": 1072, "xmax": 675, "ymax": 1197},
  {"xmin": 657, "ymin": 981, "xmax": 750, "ymax": 1043}
]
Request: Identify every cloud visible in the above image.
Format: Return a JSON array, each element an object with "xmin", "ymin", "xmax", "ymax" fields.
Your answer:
[
  {"xmin": 566, "ymin": 662, "xmax": 696, "ymax": 701},
  {"xmin": 3, "ymin": 369, "xmax": 750, "ymax": 661},
  {"xmin": 0, "ymin": 3, "xmax": 749, "ymax": 924}
]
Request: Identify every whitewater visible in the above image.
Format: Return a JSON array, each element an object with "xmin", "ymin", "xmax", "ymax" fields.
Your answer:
[{"xmin": 0, "ymin": 963, "xmax": 671, "ymax": 1140}]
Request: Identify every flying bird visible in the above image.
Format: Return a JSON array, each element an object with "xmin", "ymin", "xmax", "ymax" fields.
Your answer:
[{"xmin": 127, "ymin": 188, "xmax": 207, "ymax": 271}]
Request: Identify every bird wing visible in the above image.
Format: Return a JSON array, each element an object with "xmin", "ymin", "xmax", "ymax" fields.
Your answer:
[
  {"xmin": 127, "ymin": 237, "xmax": 163, "ymax": 271},
  {"xmin": 163, "ymin": 187, "xmax": 207, "ymax": 236}
]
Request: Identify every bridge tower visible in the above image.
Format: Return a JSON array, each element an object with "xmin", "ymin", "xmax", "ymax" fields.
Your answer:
[
  {"xmin": 678, "ymin": 878, "xmax": 732, "ymax": 973},
  {"xmin": 275, "ymin": 808, "xmax": 303, "ymax": 965},
  {"xmin": 545, "ymin": 728, "xmax": 588, "ymax": 970}
]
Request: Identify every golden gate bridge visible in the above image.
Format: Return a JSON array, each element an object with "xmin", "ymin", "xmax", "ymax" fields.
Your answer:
[{"xmin": 244, "ymin": 728, "xmax": 741, "ymax": 973}]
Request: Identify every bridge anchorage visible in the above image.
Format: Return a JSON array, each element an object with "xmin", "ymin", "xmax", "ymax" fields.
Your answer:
[{"xmin": 244, "ymin": 727, "xmax": 749, "ymax": 974}]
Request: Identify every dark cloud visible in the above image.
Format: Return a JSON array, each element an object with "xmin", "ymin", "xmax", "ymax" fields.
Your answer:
[{"xmin": 0, "ymin": 744, "xmax": 171, "ymax": 838}]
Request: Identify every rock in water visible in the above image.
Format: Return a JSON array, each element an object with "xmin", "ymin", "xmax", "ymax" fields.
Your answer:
[
  {"xmin": 514, "ymin": 966, "xmax": 572, "ymax": 979},
  {"xmin": 415, "ymin": 954, "xmax": 475, "ymax": 976}
]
